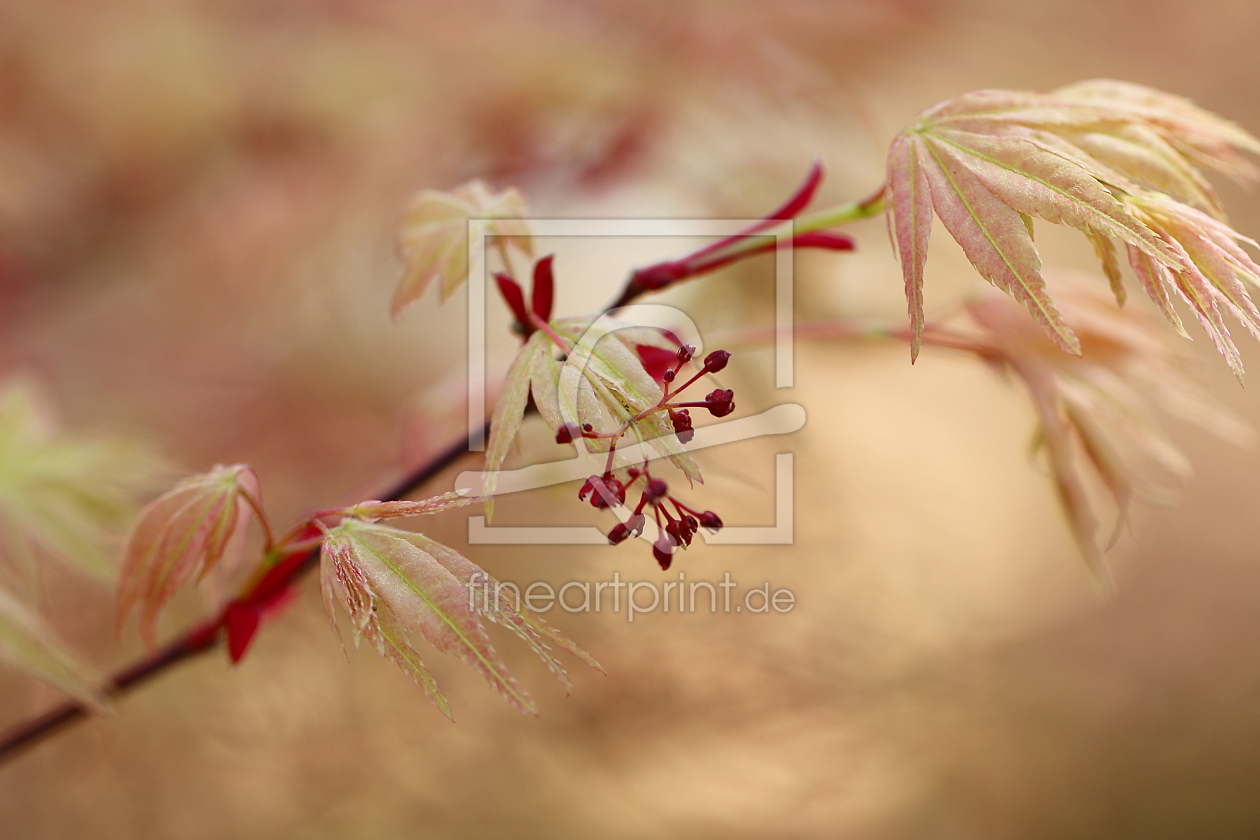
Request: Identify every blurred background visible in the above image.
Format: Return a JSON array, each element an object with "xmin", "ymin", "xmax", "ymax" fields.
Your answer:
[{"xmin": 3, "ymin": 0, "xmax": 1260, "ymax": 837}]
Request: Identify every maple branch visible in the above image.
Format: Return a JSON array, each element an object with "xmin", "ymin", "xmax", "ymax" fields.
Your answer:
[
  {"xmin": 0, "ymin": 426, "xmax": 482, "ymax": 765},
  {"xmin": 0, "ymin": 181, "xmax": 888, "ymax": 765}
]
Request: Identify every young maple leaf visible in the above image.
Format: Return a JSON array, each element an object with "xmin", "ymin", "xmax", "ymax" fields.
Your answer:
[
  {"xmin": 481, "ymin": 315, "xmax": 700, "ymax": 519},
  {"xmin": 887, "ymin": 80, "xmax": 1260, "ymax": 364},
  {"xmin": 964, "ymin": 278, "xmax": 1251, "ymax": 582},
  {"xmin": 1124, "ymin": 191, "xmax": 1260, "ymax": 379},
  {"xmin": 0, "ymin": 587, "xmax": 108, "ymax": 709},
  {"xmin": 393, "ymin": 180, "xmax": 533, "ymax": 316},
  {"xmin": 115, "ymin": 464, "xmax": 265, "ymax": 645},
  {"xmin": 319, "ymin": 516, "xmax": 600, "ymax": 719}
]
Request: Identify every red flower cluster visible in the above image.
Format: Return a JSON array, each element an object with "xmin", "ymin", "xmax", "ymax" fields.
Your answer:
[
  {"xmin": 604, "ymin": 472, "xmax": 723, "ymax": 570},
  {"xmin": 555, "ymin": 342, "xmax": 734, "ymax": 569}
]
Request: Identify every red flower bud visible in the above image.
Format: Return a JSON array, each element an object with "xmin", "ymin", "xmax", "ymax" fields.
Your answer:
[
  {"xmin": 555, "ymin": 423, "xmax": 581, "ymax": 444},
  {"xmin": 653, "ymin": 536, "xmax": 675, "ymax": 570},
  {"xmin": 668, "ymin": 408, "xmax": 694, "ymax": 444},
  {"xmin": 677, "ymin": 344, "xmax": 696, "ymax": 364},
  {"xmin": 627, "ymin": 513, "xmax": 646, "ymax": 535},
  {"xmin": 703, "ymin": 349, "xmax": 731, "ymax": 373},
  {"xmin": 645, "ymin": 478, "xmax": 669, "ymax": 503},
  {"xmin": 587, "ymin": 476, "xmax": 626, "ymax": 509},
  {"xmin": 704, "ymin": 389, "xmax": 735, "ymax": 417},
  {"xmin": 607, "ymin": 522, "xmax": 632, "ymax": 545},
  {"xmin": 699, "ymin": 511, "xmax": 723, "ymax": 531}
]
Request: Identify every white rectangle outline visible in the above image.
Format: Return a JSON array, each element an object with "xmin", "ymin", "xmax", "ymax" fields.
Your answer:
[{"xmin": 464, "ymin": 219, "xmax": 796, "ymax": 546}]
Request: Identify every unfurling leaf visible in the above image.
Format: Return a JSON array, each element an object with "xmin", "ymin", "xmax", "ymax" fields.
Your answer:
[
  {"xmin": 0, "ymin": 587, "xmax": 108, "ymax": 709},
  {"xmin": 319, "ymin": 519, "xmax": 600, "ymax": 718},
  {"xmin": 393, "ymin": 180, "xmax": 533, "ymax": 316},
  {"xmin": 887, "ymin": 80, "xmax": 1260, "ymax": 365},
  {"xmin": 116, "ymin": 464, "xmax": 264, "ymax": 645}
]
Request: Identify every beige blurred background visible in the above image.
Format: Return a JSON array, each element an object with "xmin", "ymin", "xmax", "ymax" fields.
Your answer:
[{"xmin": 4, "ymin": 0, "xmax": 1260, "ymax": 837}]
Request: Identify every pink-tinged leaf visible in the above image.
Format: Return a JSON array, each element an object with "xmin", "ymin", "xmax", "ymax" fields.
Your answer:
[
  {"xmin": 0, "ymin": 586, "xmax": 108, "ymax": 709},
  {"xmin": 400, "ymin": 532, "xmax": 604, "ymax": 693},
  {"xmin": 484, "ymin": 332, "xmax": 546, "ymax": 520},
  {"xmin": 1126, "ymin": 245, "xmax": 1188, "ymax": 337},
  {"xmin": 319, "ymin": 529, "xmax": 453, "ymax": 718},
  {"xmin": 531, "ymin": 255, "xmax": 555, "ymax": 325},
  {"xmin": 919, "ymin": 135, "xmax": 1081, "ymax": 355},
  {"xmin": 887, "ymin": 133, "xmax": 934, "ymax": 361},
  {"xmin": 966, "ymin": 280, "xmax": 1252, "ymax": 577},
  {"xmin": 927, "ymin": 129, "xmax": 1179, "ymax": 268},
  {"xmin": 116, "ymin": 465, "xmax": 261, "ymax": 645},
  {"xmin": 1055, "ymin": 80, "xmax": 1260, "ymax": 169},
  {"xmin": 342, "ymin": 491, "xmax": 479, "ymax": 522},
  {"xmin": 1022, "ymin": 366, "xmax": 1110, "ymax": 585},
  {"xmin": 1162, "ymin": 233, "xmax": 1246, "ymax": 380},
  {"xmin": 1088, "ymin": 233, "xmax": 1125, "ymax": 306},
  {"xmin": 1063, "ymin": 402, "xmax": 1132, "ymax": 549},
  {"xmin": 375, "ymin": 606, "xmax": 455, "ymax": 720},
  {"xmin": 325, "ymin": 522, "xmax": 537, "ymax": 715},
  {"xmin": 1069, "ymin": 125, "xmax": 1225, "ymax": 218}
]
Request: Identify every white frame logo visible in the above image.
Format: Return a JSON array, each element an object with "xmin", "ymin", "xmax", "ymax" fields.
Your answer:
[{"xmin": 455, "ymin": 218, "xmax": 805, "ymax": 546}]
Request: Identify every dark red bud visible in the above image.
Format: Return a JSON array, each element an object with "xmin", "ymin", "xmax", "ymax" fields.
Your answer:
[
  {"xmin": 699, "ymin": 511, "xmax": 723, "ymax": 531},
  {"xmin": 663, "ymin": 368, "xmax": 675, "ymax": 382},
  {"xmin": 645, "ymin": 478, "xmax": 669, "ymax": 503},
  {"xmin": 703, "ymin": 349, "xmax": 731, "ymax": 373},
  {"xmin": 704, "ymin": 388, "xmax": 736, "ymax": 417},
  {"xmin": 578, "ymin": 475, "xmax": 598, "ymax": 502},
  {"xmin": 653, "ymin": 536, "xmax": 675, "ymax": 570},
  {"xmin": 665, "ymin": 520, "xmax": 681, "ymax": 540},
  {"xmin": 589, "ymin": 477, "xmax": 626, "ymax": 509},
  {"xmin": 677, "ymin": 344, "xmax": 696, "ymax": 364},
  {"xmin": 669, "ymin": 408, "xmax": 694, "ymax": 444},
  {"xmin": 627, "ymin": 513, "xmax": 646, "ymax": 535},
  {"xmin": 556, "ymin": 423, "xmax": 581, "ymax": 444},
  {"xmin": 607, "ymin": 522, "xmax": 632, "ymax": 545}
]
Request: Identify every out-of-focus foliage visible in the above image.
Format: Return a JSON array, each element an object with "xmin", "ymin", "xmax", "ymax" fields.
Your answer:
[
  {"xmin": 393, "ymin": 181, "xmax": 533, "ymax": 316},
  {"xmin": 0, "ymin": 380, "xmax": 159, "ymax": 585},
  {"xmin": 963, "ymin": 278, "xmax": 1252, "ymax": 579},
  {"xmin": 0, "ymin": 587, "xmax": 107, "ymax": 709},
  {"xmin": 0, "ymin": 378, "xmax": 161, "ymax": 701}
]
